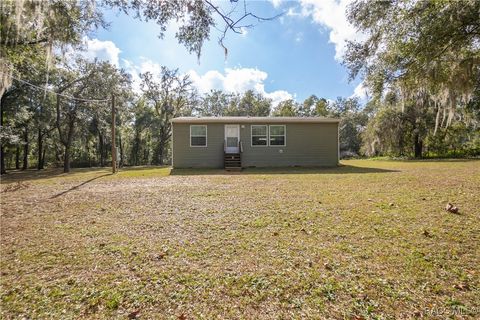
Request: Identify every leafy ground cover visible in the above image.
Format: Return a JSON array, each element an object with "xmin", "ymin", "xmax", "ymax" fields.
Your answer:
[{"xmin": 1, "ymin": 160, "xmax": 479, "ymax": 319}]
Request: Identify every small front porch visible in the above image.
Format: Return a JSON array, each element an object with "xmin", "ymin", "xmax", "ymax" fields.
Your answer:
[{"xmin": 224, "ymin": 150, "xmax": 242, "ymax": 171}]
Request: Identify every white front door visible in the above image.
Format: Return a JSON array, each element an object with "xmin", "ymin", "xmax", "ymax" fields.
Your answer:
[{"xmin": 224, "ymin": 124, "xmax": 240, "ymax": 153}]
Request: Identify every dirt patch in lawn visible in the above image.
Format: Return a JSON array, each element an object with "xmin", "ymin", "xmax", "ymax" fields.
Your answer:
[{"xmin": 1, "ymin": 160, "xmax": 479, "ymax": 319}]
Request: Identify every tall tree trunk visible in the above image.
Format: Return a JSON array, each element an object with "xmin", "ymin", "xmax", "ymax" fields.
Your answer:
[
  {"xmin": 99, "ymin": 133, "xmax": 105, "ymax": 167},
  {"xmin": 119, "ymin": 133, "xmax": 124, "ymax": 167},
  {"xmin": 0, "ymin": 95, "xmax": 5, "ymax": 174},
  {"xmin": 22, "ymin": 127, "xmax": 29, "ymax": 170},
  {"xmin": 158, "ymin": 140, "xmax": 165, "ymax": 165},
  {"xmin": 132, "ymin": 132, "xmax": 141, "ymax": 166},
  {"xmin": 42, "ymin": 147, "xmax": 46, "ymax": 169},
  {"xmin": 64, "ymin": 144, "xmax": 71, "ymax": 172},
  {"xmin": 15, "ymin": 146, "xmax": 20, "ymax": 169},
  {"xmin": 414, "ymin": 133, "xmax": 423, "ymax": 158},
  {"xmin": 0, "ymin": 145, "xmax": 5, "ymax": 174},
  {"xmin": 37, "ymin": 128, "xmax": 43, "ymax": 170},
  {"xmin": 86, "ymin": 140, "xmax": 91, "ymax": 167},
  {"xmin": 63, "ymin": 118, "xmax": 75, "ymax": 173}
]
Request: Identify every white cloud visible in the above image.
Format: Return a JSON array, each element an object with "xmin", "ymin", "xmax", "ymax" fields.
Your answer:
[
  {"xmin": 351, "ymin": 81, "xmax": 369, "ymax": 102},
  {"xmin": 298, "ymin": 0, "xmax": 363, "ymax": 61},
  {"xmin": 120, "ymin": 57, "xmax": 294, "ymax": 107},
  {"xmin": 83, "ymin": 38, "xmax": 121, "ymax": 67},
  {"xmin": 240, "ymin": 27, "xmax": 249, "ymax": 37},
  {"xmin": 121, "ymin": 57, "xmax": 164, "ymax": 93},
  {"xmin": 187, "ymin": 68, "xmax": 293, "ymax": 107},
  {"xmin": 121, "ymin": 59, "xmax": 142, "ymax": 93},
  {"xmin": 138, "ymin": 58, "xmax": 162, "ymax": 78},
  {"xmin": 264, "ymin": 90, "xmax": 294, "ymax": 106},
  {"xmin": 269, "ymin": 0, "xmax": 283, "ymax": 8},
  {"xmin": 286, "ymin": 7, "xmax": 301, "ymax": 17}
]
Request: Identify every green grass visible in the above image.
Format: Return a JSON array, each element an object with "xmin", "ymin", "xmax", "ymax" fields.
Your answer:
[{"xmin": 1, "ymin": 160, "xmax": 479, "ymax": 319}]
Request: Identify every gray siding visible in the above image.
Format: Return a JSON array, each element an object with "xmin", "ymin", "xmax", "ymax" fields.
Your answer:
[
  {"xmin": 172, "ymin": 123, "xmax": 224, "ymax": 168},
  {"xmin": 172, "ymin": 122, "xmax": 338, "ymax": 168},
  {"xmin": 241, "ymin": 123, "xmax": 338, "ymax": 167}
]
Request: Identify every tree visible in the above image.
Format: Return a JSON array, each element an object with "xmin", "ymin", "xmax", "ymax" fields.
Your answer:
[
  {"xmin": 300, "ymin": 95, "xmax": 329, "ymax": 117},
  {"xmin": 329, "ymin": 97, "xmax": 367, "ymax": 156},
  {"xmin": 273, "ymin": 99, "xmax": 299, "ymax": 116},
  {"xmin": 129, "ymin": 99, "xmax": 156, "ymax": 165},
  {"xmin": 1, "ymin": 0, "xmax": 278, "ymax": 173},
  {"xmin": 2, "ymin": 0, "xmax": 278, "ymax": 96},
  {"xmin": 200, "ymin": 90, "xmax": 233, "ymax": 116},
  {"xmin": 140, "ymin": 68, "xmax": 196, "ymax": 165},
  {"xmin": 105, "ymin": 0, "xmax": 279, "ymax": 59},
  {"xmin": 54, "ymin": 58, "xmax": 130, "ymax": 172},
  {"xmin": 344, "ymin": 0, "xmax": 480, "ymax": 135},
  {"xmin": 0, "ymin": 0, "xmax": 107, "ymax": 96},
  {"xmin": 235, "ymin": 90, "xmax": 271, "ymax": 116}
]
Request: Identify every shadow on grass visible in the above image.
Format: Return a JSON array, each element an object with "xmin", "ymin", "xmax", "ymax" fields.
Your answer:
[
  {"xmin": 170, "ymin": 164, "xmax": 399, "ymax": 176},
  {"xmin": 50, "ymin": 173, "xmax": 112, "ymax": 198},
  {"xmin": 0, "ymin": 166, "xmax": 170, "ymax": 183},
  {"xmin": 0, "ymin": 167, "xmax": 112, "ymax": 183},
  {"xmin": 367, "ymin": 157, "xmax": 479, "ymax": 163},
  {"xmin": 395, "ymin": 158, "xmax": 479, "ymax": 163}
]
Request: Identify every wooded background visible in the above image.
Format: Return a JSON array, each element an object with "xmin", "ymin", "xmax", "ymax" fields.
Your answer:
[{"xmin": 1, "ymin": 0, "xmax": 479, "ymax": 174}]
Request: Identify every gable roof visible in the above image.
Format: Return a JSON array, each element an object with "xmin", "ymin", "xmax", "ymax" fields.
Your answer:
[{"xmin": 171, "ymin": 116, "xmax": 340, "ymax": 124}]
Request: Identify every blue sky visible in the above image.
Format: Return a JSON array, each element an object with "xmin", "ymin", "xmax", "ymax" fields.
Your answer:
[{"xmin": 85, "ymin": 0, "xmax": 366, "ymax": 105}]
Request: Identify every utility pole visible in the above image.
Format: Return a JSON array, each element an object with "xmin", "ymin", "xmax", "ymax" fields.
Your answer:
[{"xmin": 111, "ymin": 94, "xmax": 116, "ymax": 173}]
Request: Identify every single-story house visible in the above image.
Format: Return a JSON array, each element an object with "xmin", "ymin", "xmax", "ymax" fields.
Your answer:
[{"xmin": 171, "ymin": 117, "xmax": 340, "ymax": 169}]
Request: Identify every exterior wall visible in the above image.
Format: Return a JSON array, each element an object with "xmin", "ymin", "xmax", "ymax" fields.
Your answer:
[
  {"xmin": 241, "ymin": 123, "xmax": 338, "ymax": 167},
  {"xmin": 172, "ymin": 123, "xmax": 224, "ymax": 168},
  {"xmin": 172, "ymin": 122, "xmax": 339, "ymax": 168}
]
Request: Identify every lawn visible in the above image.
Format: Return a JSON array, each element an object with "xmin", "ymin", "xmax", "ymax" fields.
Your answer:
[{"xmin": 1, "ymin": 160, "xmax": 479, "ymax": 319}]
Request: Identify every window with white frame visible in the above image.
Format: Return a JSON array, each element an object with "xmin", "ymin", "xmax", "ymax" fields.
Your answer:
[
  {"xmin": 251, "ymin": 125, "xmax": 268, "ymax": 146},
  {"xmin": 190, "ymin": 125, "xmax": 207, "ymax": 147},
  {"xmin": 269, "ymin": 125, "xmax": 286, "ymax": 146}
]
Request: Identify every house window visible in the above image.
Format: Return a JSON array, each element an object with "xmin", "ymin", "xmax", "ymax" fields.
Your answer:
[
  {"xmin": 269, "ymin": 125, "xmax": 286, "ymax": 146},
  {"xmin": 251, "ymin": 125, "xmax": 268, "ymax": 146},
  {"xmin": 190, "ymin": 125, "xmax": 207, "ymax": 147}
]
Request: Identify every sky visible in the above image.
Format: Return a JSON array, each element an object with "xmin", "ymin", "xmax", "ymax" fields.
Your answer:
[{"xmin": 84, "ymin": 0, "xmax": 367, "ymax": 106}]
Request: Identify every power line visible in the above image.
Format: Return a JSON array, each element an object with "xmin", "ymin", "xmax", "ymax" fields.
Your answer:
[{"xmin": 3, "ymin": 73, "xmax": 110, "ymax": 103}]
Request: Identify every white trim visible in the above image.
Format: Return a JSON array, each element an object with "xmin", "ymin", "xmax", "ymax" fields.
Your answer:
[
  {"xmin": 190, "ymin": 125, "xmax": 207, "ymax": 147},
  {"xmin": 250, "ymin": 124, "xmax": 268, "ymax": 147},
  {"xmin": 337, "ymin": 122, "xmax": 340, "ymax": 164},
  {"xmin": 224, "ymin": 124, "xmax": 240, "ymax": 153},
  {"xmin": 269, "ymin": 125, "xmax": 286, "ymax": 147}
]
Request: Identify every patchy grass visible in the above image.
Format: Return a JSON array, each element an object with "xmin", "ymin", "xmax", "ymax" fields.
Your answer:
[{"xmin": 1, "ymin": 160, "xmax": 479, "ymax": 319}]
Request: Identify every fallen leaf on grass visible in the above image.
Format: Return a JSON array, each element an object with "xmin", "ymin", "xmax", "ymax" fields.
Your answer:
[
  {"xmin": 300, "ymin": 228, "xmax": 311, "ymax": 235},
  {"xmin": 423, "ymin": 230, "xmax": 432, "ymax": 238},
  {"xmin": 453, "ymin": 283, "xmax": 470, "ymax": 291},
  {"xmin": 445, "ymin": 203, "xmax": 459, "ymax": 214},
  {"xmin": 1, "ymin": 182, "xmax": 30, "ymax": 193},
  {"xmin": 128, "ymin": 310, "xmax": 140, "ymax": 319}
]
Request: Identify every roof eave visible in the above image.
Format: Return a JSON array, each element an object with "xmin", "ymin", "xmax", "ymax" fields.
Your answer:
[{"xmin": 171, "ymin": 117, "xmax": 341, "ymax": 124}]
